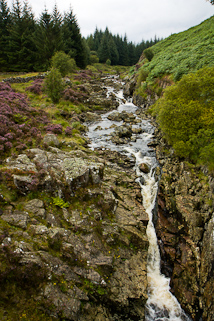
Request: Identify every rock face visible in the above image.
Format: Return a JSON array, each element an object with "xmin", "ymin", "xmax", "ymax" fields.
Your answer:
[
  {"xmin": 154, "ymin": 129, "xmax": 214, "ymax": 321},
  {"xmin": 4, "ymin": 148, "xmax": 104, "ymax": 196},
  {"xmin": 0, "ymin": 147, "xmax": 149, "ymax": 320}
]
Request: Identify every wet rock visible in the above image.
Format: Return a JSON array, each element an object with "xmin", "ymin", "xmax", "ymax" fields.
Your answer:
[
  {"xmin": 139, "ymin": 163, "xmax": 150, "ymax": 173},
  {"xmin": 115, "ymin": 125, "xmax": 132, "ymax": 138},
  {"xmin": 107, "ymin": 111, "xmax": 122, "ymax": 121},
  {"xmin": 85, "ymin": 112, "xmax": 102, "ymax": 122},
  {"xmin": 132, "ymin": 127, "xmax": 142, "ymax": 134}
]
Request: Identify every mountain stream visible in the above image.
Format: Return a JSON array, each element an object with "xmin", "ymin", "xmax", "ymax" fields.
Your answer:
[{"xmin": 86, "ymin": 77, "xmax": 191, "ymax": 321}]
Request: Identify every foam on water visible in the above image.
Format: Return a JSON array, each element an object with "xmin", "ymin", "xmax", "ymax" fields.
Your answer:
[{"xmin": 87, "ymin": 78, "xmax": 191, "ymax": 321}]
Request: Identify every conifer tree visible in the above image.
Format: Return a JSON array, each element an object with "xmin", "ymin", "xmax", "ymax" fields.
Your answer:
[
  {"xmin": 33, "ymin": 8, "xmax": 53, "ymax": 70},
  {"xmin": 7, "ymin": 0, "xmax": 36, "ymax": 71},
  {"xmin": 98, "ymin": 32, "xmax": 110, "ymax": 63},
  {"xmin": 108, "ymin": 37, "xmax": 119, "ymax": 65},
  {"xmin": 128, "ymin": 42, "xmax": 136, "ymax": 66},
  {"xmin": 93, "ymin": 27, "xmax": 102, "ymax": 51},
  {"xmin": 62, "ymin": 8, "xmax": 87, "ymax": 68},
  {"xmin": 34, "ymin": 6, "xmax": 63, "ymax": 70},
  {"xmin": 0, "ymin": 0, "xmax": 11, "ymax": 70}
]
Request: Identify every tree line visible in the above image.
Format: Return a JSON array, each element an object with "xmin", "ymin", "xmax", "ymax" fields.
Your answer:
[
  {"xmin": 0, "ymin": 0, "xmax": 161, "ymax": 72},
  {"xmin": 86, "ymin": 27, "xmax": 161, "ymax": 66},
  {"xmin": 0, "ymin": 0, "xmax": 88, "ymax": 71}
]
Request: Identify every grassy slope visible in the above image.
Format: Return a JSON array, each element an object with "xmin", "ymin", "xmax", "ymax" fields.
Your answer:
[
  {"xmin": 135, "ymin": 15, "xmax": 214, "ymax": 93},
  {"xmin": 135, "ymin": 16, "xmax": 214, "ymax": 173}
]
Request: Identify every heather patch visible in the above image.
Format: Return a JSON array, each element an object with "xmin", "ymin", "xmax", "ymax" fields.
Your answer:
[
  {"xmin": 45, "ymin": 124, "xmax": 63, "ymax": 134},
  {"xmin": 73, "ymin": 70, "xmax": 93, "ymax": 81},
  {"xmin": 0, "ymin": 82, "xmax": 49, "ymax": 158},
  {"xmin": 62, "ymin": 87, "xmax": 88, "ymax": 104},
  {"xmin": 25, "ymin": 79, "xmax": 44, "ymax": 95}
]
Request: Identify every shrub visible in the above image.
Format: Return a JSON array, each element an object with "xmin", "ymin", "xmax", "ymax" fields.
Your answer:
[
  {"xmin": 153, "ymin": 66, "xmax": 214, "ymax": 172},
  {"xmin": 90, "ymin": 54, "xmax": 99, "ymax": 64},
  {"xmin": 65, "ymin": 126, "xmax": 73, "ymax": 136},
  {"xmin": 25, "ymin": 79, "xmax": 44, "ymax": 95},
  {"xmin": 0, "ymin": 82, "xmax": 49, "ymax": 158},
  {"xmin": 52, "ymin": 196, "xmax": 69, "ymax": 208},
  {"xmin": 45, "ymin": 124, "xmax": 63, "ymax": 134},
  {"xmin": 43, "ymin": 68, "xmax": 65, "ymax": 103},
  {"xmin": 51, "ymin": 51, "xmax": 76, "ymax": 77},
  {"xmin": 106, "ymin": 59, "xmax": 111, "ymax": 66},
  {"xmin": 62, "ymin": 88, "xmax": 88, "ymax": 104},
  {"xmin": 144, "ymin": 48, "xmax": 154, "ymax": 61}
]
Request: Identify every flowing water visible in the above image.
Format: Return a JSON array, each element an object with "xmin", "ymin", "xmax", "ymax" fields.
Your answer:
[{"xmin": 86, "ymin": 77, "xmax": 191, "ymax": 321}]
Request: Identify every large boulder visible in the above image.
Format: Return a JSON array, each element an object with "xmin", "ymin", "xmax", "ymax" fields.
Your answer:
[{"xmin": 4, "ymin": 148, "xmax": 104, "ymax": 195}]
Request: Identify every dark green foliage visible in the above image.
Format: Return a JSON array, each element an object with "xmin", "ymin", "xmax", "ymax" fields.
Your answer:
[
  {"xmin": 86, "ymin": 27, "xmax": 161, "ymax": 66},
  {"xmin": 90, "ymin": 51, "xmax": 99, "ymax": 64},
  {"xmin": 143, "ymin": 48, "xmax": 154, "ymax": 61},
  {"xmin": 98, "ymin": 30, "xmax": 111, "ymax": 63},
  {"xmin": 51, "ymin": 51, "xmax": 76, "ymax": 77},
  {"xmin": 153, "ymin": 67, "xmax": 214, "ymax": 172},
  {"xmin": 6, "ymin": 0, "xmax": 36, "ymax": 71},
  {"xmin": 62, "ymin": 8, "xmax": 87, "ymax": 68},
  {"xmin": 43, "ymin": 68, "xmax": 65, "ymax": 103},
  {"xmin": 0, "ymin": 1, "xmax": 89, "ymax": 72},
  {"xmin": 33, "ymin": 7, "xmax": 63, "ymax": 71},
  {"xmin": 0, "ymin": 0, "xmax": 11, "ymax": 71}
]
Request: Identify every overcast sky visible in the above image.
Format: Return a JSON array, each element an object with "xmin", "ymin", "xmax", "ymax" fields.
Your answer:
[{"xmin": 8, "ymin": 0, "xmax": 214, "ymax": 43}]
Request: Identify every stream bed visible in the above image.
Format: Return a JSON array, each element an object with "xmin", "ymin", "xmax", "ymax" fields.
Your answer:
[{"xmin": 86, "ymin": 77, "xmax": 192, "ymax": 321}]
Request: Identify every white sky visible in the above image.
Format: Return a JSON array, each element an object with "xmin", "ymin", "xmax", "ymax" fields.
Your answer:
[{"xmin": 8, "ymin": 0, "xmax": 214, "ymax": 43}]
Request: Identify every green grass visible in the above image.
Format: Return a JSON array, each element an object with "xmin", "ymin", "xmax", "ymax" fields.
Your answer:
[{"xmin": 135, "ymin": 16, "xmax": 214, "ymax": 97}]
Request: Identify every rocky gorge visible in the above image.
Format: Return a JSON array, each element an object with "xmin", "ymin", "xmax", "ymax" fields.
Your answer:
[
  {"xmin": 0, "ymin": 73, "xmax": 151, "ymax": 320},
  {"xmin": 130, "ymin": 89, "xmax": 214, "ymax": 320},
  {"xmin": 0, "ymin": 71, "xmax": 213, "ymax": 321}
]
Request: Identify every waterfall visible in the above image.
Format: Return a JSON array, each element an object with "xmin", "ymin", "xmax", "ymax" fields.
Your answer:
[
  {"xmin": 132, "ymin": 152, "xmax": 191, "ymax": 321},
  {"xmin": 87, "ymin": 76, "xmax": 191, "ymax": 321}
]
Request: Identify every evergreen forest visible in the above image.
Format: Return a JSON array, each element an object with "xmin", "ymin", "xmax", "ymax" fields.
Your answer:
[
  {"xmin": 85, "ymin": 27, "xmax": 160, "ymax": 66},
  {"xmin": 0, "ymin": 0, "xmax": 160, "ymax": 72}
]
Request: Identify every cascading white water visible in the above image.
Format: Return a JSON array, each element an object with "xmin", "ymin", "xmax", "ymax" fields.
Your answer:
[
  {"xmin": 132, "ymin": 152, "xmax": 191, "ymax": 321},
  {"xmin": 87, "ymin": 76, "xmax": 191, "ymax": 321}
]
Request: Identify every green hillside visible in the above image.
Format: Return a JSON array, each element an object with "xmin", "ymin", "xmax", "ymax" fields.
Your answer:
[
  {"xmin": 134, "ymin": 16, "xmax": 214, "ymax": 174},
  {"xmin": 135, "ymin": 15, "xmax": 214, "ymax": 97}
]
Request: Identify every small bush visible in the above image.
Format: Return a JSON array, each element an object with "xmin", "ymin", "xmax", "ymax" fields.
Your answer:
[
  {"xmin": 45, "ymin": 124, "xmax": 63, "ymax": 134},
  {"xmin": 25, "ymin": 79, "xmax": 44, "ymax": 95},
  {"xmin": 62, "ymin": 88, "xmax": 88, "ymax": 104},
  {"xmin": 43, "ymin": 68, "xmax": 64, "ymax": 103},
  {"xmin": 106, "ymin": 59, "xmax": 111, "ymax": 66},
  {"xmin": 51, "ymin": 51, "xmax": 76, "ymax": 77},
  {"xmin": 52, "ymin": 196, "xmax": 69, "ymax": 208},
  {"xmin": 144, "ymin": 48, "xmax": 154, "ymax": 61}
]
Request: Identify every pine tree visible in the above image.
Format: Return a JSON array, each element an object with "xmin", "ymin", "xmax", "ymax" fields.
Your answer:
[
  {"xmin": 128, "ymin": 42, "xmax": 136, "ymax": 65},
  {"xmin": 108, "ymin": 37, "xmax": 119, "ymax": 65},
  {"xmin": 7, "ymin": 0, "xmax": 36, "ymax": 71},
  {"xmin": 51, "ymin": 4, "xmax": 63, "ymax": 51},
  {"xmin": 34, "ymin": 6, "xmax": 63, "ymax": 71},
  {"xmin": 120, "ymin": 35, "xmax": 130, "ymax": 66},
  {"xmin": 62, "ymin": 8, "xmax": 87, "ymax": 68},
  {"xmin": 0, "ymin": 0, "xmax": 11, "ymax": 71},
  {"xmin": 33, "ymin": 8, "xmax": 53, "ymax": 70},
  {"xmin": 93, "ymin": 27, "xmax": 102, "ymax": 51},
  {"xmin": 98, "ymin": 32, "xmax": 110, "ymax": 63}
]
